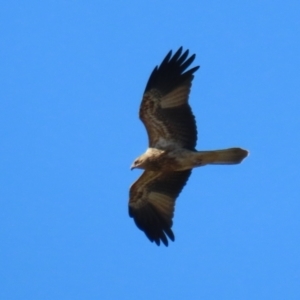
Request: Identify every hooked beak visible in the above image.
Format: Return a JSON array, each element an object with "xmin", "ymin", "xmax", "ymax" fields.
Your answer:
[{"xmin": 130, "ymin": 164, "xmax": 135, "ymax": 171}]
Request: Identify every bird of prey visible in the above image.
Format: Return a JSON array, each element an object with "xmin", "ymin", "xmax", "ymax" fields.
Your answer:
[{"xmin": 129, "ymin": 47, "xmax": 248, "ymax": 246}]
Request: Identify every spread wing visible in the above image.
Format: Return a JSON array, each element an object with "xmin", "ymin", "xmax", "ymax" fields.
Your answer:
[
  {"xmin": 129, "ymin": 169, "xmax": 192, "ymax": 246},
  {"xmin": 140, "ymin": 47, "xmax": 200, "ymax": 150}
]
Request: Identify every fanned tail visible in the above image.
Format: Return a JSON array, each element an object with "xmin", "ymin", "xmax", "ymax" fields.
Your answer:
[{"xmin": 197, "ymin": 148, "xmax": 248, "ymax": 165}]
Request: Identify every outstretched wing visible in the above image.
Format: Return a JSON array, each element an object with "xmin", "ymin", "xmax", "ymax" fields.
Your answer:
[
  {"xmin": 140, "ymin": 47, "xmax": 200, "ymax": 150},
  {"xmin": 129, "ymin": 169, "xmax": 192, "ymax": 246}
]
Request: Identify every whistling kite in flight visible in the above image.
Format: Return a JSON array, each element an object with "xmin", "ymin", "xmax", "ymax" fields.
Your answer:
[{"xmin": 129, "ymin": 47, "xmax": 248, "ymax": 246}]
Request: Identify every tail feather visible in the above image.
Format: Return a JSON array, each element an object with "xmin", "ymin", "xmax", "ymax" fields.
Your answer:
[{"xmin": 198, "ymin": 148, "xmax": 248, "ymax": 165}]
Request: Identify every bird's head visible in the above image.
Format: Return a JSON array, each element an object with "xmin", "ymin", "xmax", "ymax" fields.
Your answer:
[{"xmin": 130, "ymin": 157, "xmax": 144, "ymax": 170}]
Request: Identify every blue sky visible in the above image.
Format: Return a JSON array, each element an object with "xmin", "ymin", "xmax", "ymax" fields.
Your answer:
[{"xmin": 1, "ymin": 1, "xmax": 299, "ymax": 299}]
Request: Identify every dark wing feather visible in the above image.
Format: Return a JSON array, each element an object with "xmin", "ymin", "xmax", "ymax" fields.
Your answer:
[
  {"xmin": 129, "ymin": 169, "xmax": 192, "ymax": 246},
  {"xmin": 140, "ymin": 47, "xmax": 200, "ymax": 150}
]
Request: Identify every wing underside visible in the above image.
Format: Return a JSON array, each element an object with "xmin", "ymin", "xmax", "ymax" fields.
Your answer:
[
  {"xmin": 129, "ymin": 170, "xmax": 192, "ymax": 246},
  {"xmin": 140, "ymin": 47, "xmax": 199, "ymax": 150}
]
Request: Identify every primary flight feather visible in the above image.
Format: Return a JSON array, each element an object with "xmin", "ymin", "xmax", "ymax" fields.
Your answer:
[{"xmin": 129, "ymin": 47, "xmax": 248, "ymax": 246}]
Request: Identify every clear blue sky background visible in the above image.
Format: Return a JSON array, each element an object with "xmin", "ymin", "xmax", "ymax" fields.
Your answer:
[{"xmin": 1, "ymin": 1, "xmax": 299, "ymax": 299}]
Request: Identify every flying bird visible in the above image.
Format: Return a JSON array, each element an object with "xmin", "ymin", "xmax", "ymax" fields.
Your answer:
[{"xmin": 129, "ymin": 47, "xmax": 248, "ymax": 246}]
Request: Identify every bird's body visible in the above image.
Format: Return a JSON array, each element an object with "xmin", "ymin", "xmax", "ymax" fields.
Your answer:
[
  {"xmin": 132, "ymin": 147, "xmax": 248, "ymax": 172},
  {"xmin": 129, "ymin": 48, "xmax": 248, "ymax": 246}
]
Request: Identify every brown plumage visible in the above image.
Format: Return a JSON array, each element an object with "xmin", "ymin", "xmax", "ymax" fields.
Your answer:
[{"xmin": 129, "ymin": 47, "xmax": 248, "ymax": 246}]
